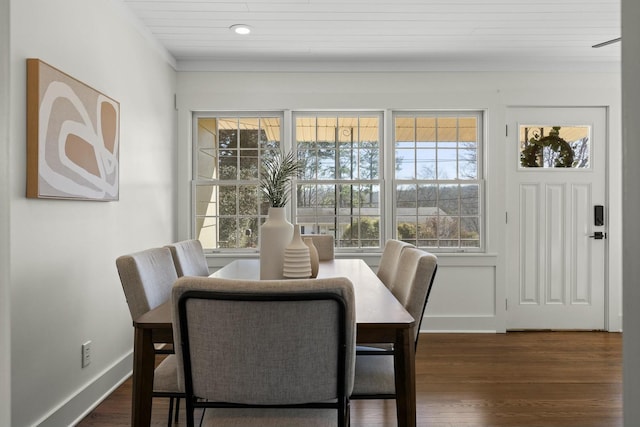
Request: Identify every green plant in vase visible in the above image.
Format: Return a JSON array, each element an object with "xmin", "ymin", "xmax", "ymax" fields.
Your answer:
[
  {"xmin": 260, "ymin": 150, "xmax": 302, "ymax": 207},
  {"xmin": 258, "ymin": 150, "xmax": 302, "ymax": 279}
]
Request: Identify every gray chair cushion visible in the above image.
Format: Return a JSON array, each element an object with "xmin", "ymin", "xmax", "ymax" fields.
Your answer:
[
  {"xmin": 302, "ymin": 234, "xmax": 335, "ymax": 260},
  {"xmin": 351, "ymin": 354, "xmax": 395, "ymax": 395},
  {"xmin": 116, "ymin": 247, "xmax": 178, "ymax": 320},
  {"xmin": 153, "ymin": 355, "xmax": 179, "ymax": 393},
  {"xmin": 165, "ymin": 239, "xmax": 209, "ymax": 277},
  {"xmin": 200, "ymin": 407, "xmax": 340, "ymax": 427},
  {"xmin": 390, "ymin": 248, "xmax": 438, "ymax": 343},
  {"xmin": 353, "ymin": 248, "xmax": 437, "ymax": 400},
  {"xmin": 171, "ymin": 276, "xmax": 357, "ymax": 399},
  {"xmin": 376, "ymin": 239, "xmax": 414, "ymax": 289}
]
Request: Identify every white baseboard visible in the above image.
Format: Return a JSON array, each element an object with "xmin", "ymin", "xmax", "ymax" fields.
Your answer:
[
  {"xmin": 36, "ymin": 351, "xmax": 133, "ymax": 427},
  {"xmin": 421, "ymin": 315, "xmax": 500, "ymax": 333}
]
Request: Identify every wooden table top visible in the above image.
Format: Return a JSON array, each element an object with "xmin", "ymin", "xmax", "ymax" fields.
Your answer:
[{"xmin": 134, "ymin": 258, "xmax": 414, "ymax": 331}]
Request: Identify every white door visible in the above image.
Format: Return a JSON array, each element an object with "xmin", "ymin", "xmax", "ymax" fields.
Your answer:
[{"xmin": 506, "ymin": 107, "xmax": 607, "ymax": 330}]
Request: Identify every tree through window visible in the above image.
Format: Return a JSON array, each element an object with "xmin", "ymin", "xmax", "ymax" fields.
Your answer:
[{"xmin": 294, "ymin": 113, "xmax": 382, "ymax": 249}]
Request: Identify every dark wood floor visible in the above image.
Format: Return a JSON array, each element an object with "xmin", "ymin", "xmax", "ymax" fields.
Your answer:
[{"xmin": 78, "ymin": 332, "xmax": 622, "ymax": 427}]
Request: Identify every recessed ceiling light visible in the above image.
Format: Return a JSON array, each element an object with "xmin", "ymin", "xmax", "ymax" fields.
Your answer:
[{"xmin": 230, "ymin": 24, "xmax": 251, "ymax": 35}]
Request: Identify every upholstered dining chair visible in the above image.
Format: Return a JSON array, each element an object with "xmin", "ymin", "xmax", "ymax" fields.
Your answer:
[
  {"xmin": 165, "ymin": 239, "xmax": 209, "ymax": 277},
  {"xmin": 302, "ymin": 234, "xmax": 335, "ymax": 260},
  {"xmin": 352, "ymin": 247, "xmax": 437, "ymax": 400},
  {"xmin": 376, "ymin": 239, "xmax": 415, "ymax": 289},
  {"xmin": 171, "ymin": 275, "xmax": 357, "ymax": 427},
  {"xmin": 116, "ymin": 247, "xmax": 183, "ymax": 426}
]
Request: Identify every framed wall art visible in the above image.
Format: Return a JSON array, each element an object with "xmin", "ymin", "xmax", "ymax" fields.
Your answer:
[{"xmin": 26, "ymin": 58, "xmax": 119, "ymax": 201}]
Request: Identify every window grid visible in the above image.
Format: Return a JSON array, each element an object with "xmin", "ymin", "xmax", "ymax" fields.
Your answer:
[
  {"xmin": 192, "ymin": 113, "xmax": 283, "ymax": 251},
  {"xmin": 294, "ymin": 113, "xmax": 383, "ymax": 250},
  {"xmin": 192, "ymin": 110, "xmax": 483, "ymax": 253},
  {"xmin": 393, "ymin": 113, "xmax": 483, "ymax": 251}
]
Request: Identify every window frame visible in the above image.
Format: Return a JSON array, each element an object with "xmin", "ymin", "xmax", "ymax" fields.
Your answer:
[
  {"xmin": 190, "ymin": 110, "xmax": 485, "ymax": 254},
  {"xmin": 391, "ymin": 111, "xmax": 485, "ymax": 253},
  {"xmin": 191, "ymin": 111, "xmax": 285, "ymax": 253},
  {"xmin": 292, "ymin": 111, "xmax": 385, "ymax": 252}
]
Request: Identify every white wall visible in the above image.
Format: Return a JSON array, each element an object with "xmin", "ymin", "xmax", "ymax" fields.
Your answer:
[
  {"xmin": 622, "ymin": 0, "xmax": 640, "ymax": 425},
  {"xmin": 177, "ymin": 71, "xmax": 621, "ymax": 333},
  {"xmin": 1, "ymin": 0, "xmax": 11, "ymax": 424},
  {"xmin": 8, "ymin": 0, "xmax": 176, "ymax": 425}
]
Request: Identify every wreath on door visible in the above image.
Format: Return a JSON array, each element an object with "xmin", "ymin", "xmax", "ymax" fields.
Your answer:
[{"xmin": 520, "ymin": 126, "xmax": 574, "ymax": 168}]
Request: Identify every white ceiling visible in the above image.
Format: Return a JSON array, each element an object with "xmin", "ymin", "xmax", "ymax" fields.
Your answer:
[{"xmin": 120, "ymin": 0, "xmax": 621, "ymax": 72}]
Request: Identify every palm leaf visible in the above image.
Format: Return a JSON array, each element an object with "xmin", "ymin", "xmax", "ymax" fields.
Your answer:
[{"xmin": 260, "ymin": 151, "xmax": 301, "ymax": 207}]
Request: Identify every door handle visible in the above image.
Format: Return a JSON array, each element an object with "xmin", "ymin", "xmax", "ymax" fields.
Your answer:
[{"xmin": 589, "ymin": 231, "xmax": 606, "ymax": 240}]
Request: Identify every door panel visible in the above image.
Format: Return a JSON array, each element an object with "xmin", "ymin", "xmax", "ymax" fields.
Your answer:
[{"xmin": 506, "ymin": 107, "xmax": 606, "ymax": 330}]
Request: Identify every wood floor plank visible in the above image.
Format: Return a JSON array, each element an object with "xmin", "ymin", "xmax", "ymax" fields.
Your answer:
[{"xmin": 77, "ymin": 332, "xmax": 622, "ymax": 427}]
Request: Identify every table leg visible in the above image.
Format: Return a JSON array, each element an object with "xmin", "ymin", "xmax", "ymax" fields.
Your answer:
[
  {"xmin": 132, "ymin": 327, "xmax": 155, "ymax": 427},
  {"xmin": 394, "ymin": 328, "xmax": 416, "ymax": 427}
]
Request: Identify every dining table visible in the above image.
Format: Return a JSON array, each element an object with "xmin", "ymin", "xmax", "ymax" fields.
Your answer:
[{"xmin": 131, "ymin": 258, "xmax": 417, "ymax": 427}]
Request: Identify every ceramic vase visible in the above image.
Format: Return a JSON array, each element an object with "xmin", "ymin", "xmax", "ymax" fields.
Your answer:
[
  {"xmin": 283, "ymin": 225, "xmax": 311, "ymax": 278},
  {"xmin": 304, "ymin": 237, "xmax": 319, "ymax": 278},
  {"xmin": 259, "ymin": 207, "xmax": 294, "ymax": 279}
]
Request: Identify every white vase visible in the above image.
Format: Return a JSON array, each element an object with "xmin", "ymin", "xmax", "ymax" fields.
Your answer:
[
  {"xmin": 304, "ymin": 237, "xmax": 319, "ymax": 278},
  {"xmin": 259, "ymin": 207, "xmax": 294, "ymax": 279},
  {"xmin": 283, "ymin": 225, "xmax": 311, "ymax": 279}
]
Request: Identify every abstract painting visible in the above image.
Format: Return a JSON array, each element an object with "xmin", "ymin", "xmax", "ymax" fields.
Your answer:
[{"xmin": 26, "ymin": 59, "xmax": 119, "ymax": 201}]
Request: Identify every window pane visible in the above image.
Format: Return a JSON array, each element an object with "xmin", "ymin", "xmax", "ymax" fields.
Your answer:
[
  {"xmin": 461, "ymin": 217, "xmax": 480, "ymax": 247},
  {"xmin": 360, "ymin": 117, "xmax": 380, "ymax": 145},
  {"xmin": 519, "ymin": 125, "xmax": 590, "ymax": 168},
  {"xmin": 461, "ymin": 184, "xmax": 479, "ymax": 216},
  {"xmin": 197, "ymin": 118, "xmax": 217, "ymax": 180},
  {"xmin": 439, "ymin": 184, "xmax": 459, "ymax": 215},
  {"xmin": 459, "ymin": 143, "xmax": 478, "ymax": 179},
  {"xmin": 219, "ymin": 153, "xmax": 237, "ymax": 180},
  {"xmin": 418, "ymin": 184, "xmax": 438, "ymax": 209},
  {"xmin": 416, "ymin": 149, "xmax": 436, "ymax": 179},
  {"xmin": 219, "ymin": 119, "xmax": 238, "ymax": 149},
  {"xmin": 418, "ymin": 216, "xmax": 438, "ymax": 240},
  {"xmin": 416, "ymin": 117, "xmax": 436, "ymax": 147},
  {"xmin": 239, "ymin": 150, "xmax": 259, "ymax": 180},
  {"xmin": 260, "ymin": 117, "xmax": 281, "ymax": 150},
  {"xmin": 339, "ymin": 143, "xmax": 354, "ymax": 179},
  {"xmin": 397, "ymin": 184, "xmax": 417, "ymax": 208},
  {"xmin": 219, "ymin": 186, "xmax": 237, "ymax": 215},
  {"xmin": 395, "ymin": 149, "xmax": 415, "ymax": 179},
  {"xmin": 397, "ymin": 216, "xmax": 417, "ymax": 242},
  {"xmin": 437, "ymin": 148, "xmax": 457, "ymax": 179},
  {"xmin": 395, "ymin": 117, "xmax": 414, "ymax": 147},
  {"xmin": 218, "ymin": 217, "xmax": 237, "ymax": 248},
  {"xmin": 298, "ymin": 149, "xmax": 317, "ymax": 179},
  {"xmin": 437, "ymin": 117, "xmax": 458, "ymax": 142},
  {"xmin": 438, "ymin": 216, "xmax": 460, "ymax": 240},
  {"xmin": 459, "ymin": 117, "xmax": 477, "ymax": 142},
  {"xmin": 239, "ymin": 118, "xmax": 259, "ymax": 149},
  {"xmin": 238, "ymin": 185, "xmax": 259, "ymax": 215}
]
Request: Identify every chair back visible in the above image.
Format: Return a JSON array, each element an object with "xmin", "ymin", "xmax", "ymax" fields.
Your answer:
[
  {"xmin": 165, "ymin": 239, "xmax": 209, "ymax": 277},
  {"xmin": 377, "ymin": 239, "xmax": 415, "ymax": 289},
  {"xmin": 171, "ymin": 276, "xmax": 356, "ymax": 407},
  {"xmin": 116, "ymin": 247, "xmax": 178, "ymax": 320},
  {"xmin": 389, "ymin": 248, "xmax": 438, "ymax": 346},
  {"xmin": 302, "ymin": 234, "xmax": 335, "ymax": 260}
]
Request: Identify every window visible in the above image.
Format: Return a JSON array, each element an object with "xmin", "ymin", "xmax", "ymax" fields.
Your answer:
[
  {"xmin": 193, "ymin": 113, "xmax": 283, "ymax": 250},
  {"xmin": 293, "ymin": 113, "xmax": 383, "ymax": 249},
  {"xmin": 191, "ymin": 110, "xmax": 484, "ymax": 253},
  {"xmin": 519, "ymin": 125, "xmax": 590, "ymax": 168},
  {"xmin": 393, "ymin": 112, "xmax": 483, "ymax": 250}
]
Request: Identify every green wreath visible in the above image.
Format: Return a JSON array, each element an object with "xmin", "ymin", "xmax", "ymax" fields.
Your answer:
[{"xmin": 520, "ymin": 126, "xmax": 574, "ymax": 168}]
